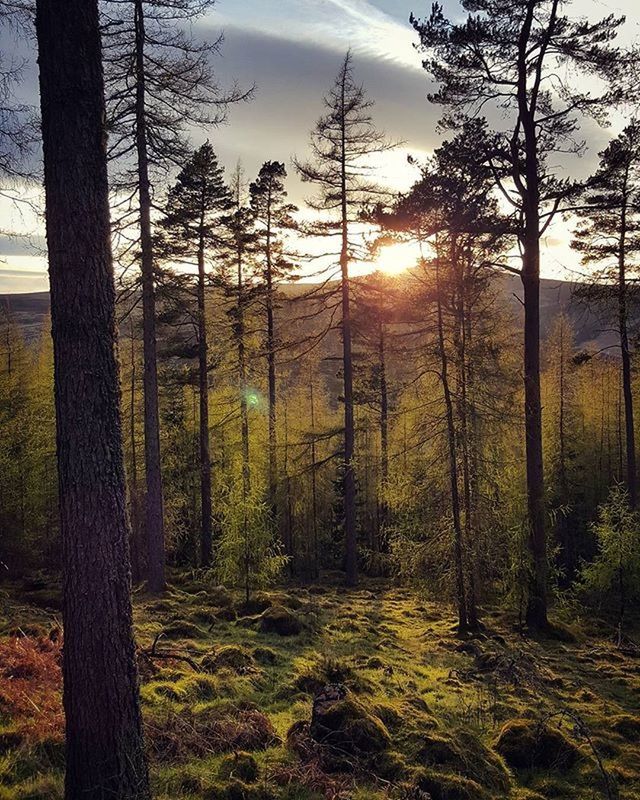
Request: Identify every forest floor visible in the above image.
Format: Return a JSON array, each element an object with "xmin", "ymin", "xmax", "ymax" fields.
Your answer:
[{"xmin": 1, "ymin": 575, "xmax": 640, "ymax": 800}]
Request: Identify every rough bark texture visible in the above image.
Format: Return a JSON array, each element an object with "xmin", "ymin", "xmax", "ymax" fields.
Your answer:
[
  {"xmin": 134, "ymin": 0, "xmax": 165, "ymax": 593},
  {"xmin": 35, "ymin": 1, "xmax": 150, "ymax": 796},
  {"xmin": 518, "ymin": 1, "xmax": 548, "ymax": 629}
]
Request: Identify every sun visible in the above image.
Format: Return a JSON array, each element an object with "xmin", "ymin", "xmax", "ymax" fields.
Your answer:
[{"xmin": 372, "ymin": 241, "xmax": 418, "ymax": 276}]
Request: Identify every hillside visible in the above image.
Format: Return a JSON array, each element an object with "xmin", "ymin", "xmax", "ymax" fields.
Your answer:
[{"xmin": 0, "ymin": 277, "xmax": 619, "ymax": 352}]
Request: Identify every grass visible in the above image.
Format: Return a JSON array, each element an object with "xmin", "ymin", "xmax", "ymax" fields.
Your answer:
[{"xmin": 1, "ymin": 577, "xmax": 640, "ymax": 798}]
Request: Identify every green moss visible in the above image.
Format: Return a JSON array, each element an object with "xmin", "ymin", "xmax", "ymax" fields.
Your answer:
[
  {"xmin": 252, "ymin": 647, "xmax": 279, "ymax": 666},
  {"xmin": 309, "ymin": 693, "xmax": 390, "ymax": 756},
  {"xmin": 494, "ymin": 718, "xmax": 580, "ymax": 770},
  {"xmin": 162, "ymin": 620, "xmax": 208, "ymax": 640},
  {"xmin": 258, "ymin": 606, "xmax": 302, "ymax": 636},
  {"xmin": 180, "ymin": 673, "xmax": 220, "ymax": 701},
  {"xmin": 411, "ymin": 768, "xmax": 489, "ymax": 800},
  {"xmin": 202, "ymin": 645, "xmax": 256, "ymax": 675}
]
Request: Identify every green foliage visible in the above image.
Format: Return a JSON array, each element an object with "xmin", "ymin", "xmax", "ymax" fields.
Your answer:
[
  {"xmin": 580, "ymin": 485, "xmax": 640, "ymax": 621},
  {"xmin": 216, "ymin": 485, "xmax": 288, "ymax": 600}
]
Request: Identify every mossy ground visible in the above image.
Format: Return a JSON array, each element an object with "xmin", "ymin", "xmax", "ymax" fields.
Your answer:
[{"xmin": 1, "ymin": 578, "xmax": 640, "ymax": 799}]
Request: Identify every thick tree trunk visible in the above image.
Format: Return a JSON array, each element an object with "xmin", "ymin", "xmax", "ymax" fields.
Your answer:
[
  {"xmin": 198, "ymin": 224, "xmax": 213, "ymax": 565},
  {"xmin": 35, "ymin": 1, "xmax": 150, "ymax": 796},
  {"xmin": 522, "ymin": 234, "xmax": 548, "ymax": 629},
  {"xmin": 517, "ymin": 0, "xmax": 548, "ymax": 630},
  {"xmin": 134, "ymin": 0, "xmax": 165, "ymax": 593}
]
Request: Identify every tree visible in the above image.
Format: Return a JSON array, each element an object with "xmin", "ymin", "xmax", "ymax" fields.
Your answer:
[
  {"xmin": 103, "ymin": 0, "xmax": 247, "ymax": 592},
  {"xmin": 380, "ymin": 120, "xmax": 514, "ymax": 630},
  {"xmin": 542, "ymin": 314, "xmax": 581, "ymax": 584},
  {"xmin": 249, "ymin": 161, "xmax": 298, "ymax": 515},
  {"xmin": 352, "ymin": 271, "xmax": 402, "ymax": 556},
  {"xmin": 223, "ymin": 170, "xmax": 260, "ymax": 503},
  {"xmin": 160, "ymin": 142, "xmax": 232, "ymax": 566},
  {"xmin": 35, "ymin": 0, "xmax": 149, "ymax": 796},
  {"xmin": 581, "ymin": 485, "xmax": 640, "ymax": 640},
  {"xmin": 412, "ymin": 0, "xmax": 630, "ymax": 629},
  {"xmin": 295, "ymin": 51, "xmax": 394, "ymax": 586},
  {"xmin": 572, "ymin": 122, "xmax": 640, "ymax": 509}
]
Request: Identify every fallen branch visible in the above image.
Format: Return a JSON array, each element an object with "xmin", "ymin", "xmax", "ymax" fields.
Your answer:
[{"xmin": 140, "ymin": 632, "xmax": 201, "ymax": 672}]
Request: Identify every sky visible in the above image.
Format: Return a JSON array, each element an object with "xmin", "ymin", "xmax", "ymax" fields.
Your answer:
[{"xmin": 0, "ymin": 0, "xmax": 639, "ymax": 294}]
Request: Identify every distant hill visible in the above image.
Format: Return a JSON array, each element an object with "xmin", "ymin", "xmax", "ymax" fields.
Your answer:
[
  {"xmin": 0, "ymin": 292, "xmax": 50, "ymax": 342},
  {"xmin": 0, "ymin": 276, "xmax": 620, "ymax": 353}
]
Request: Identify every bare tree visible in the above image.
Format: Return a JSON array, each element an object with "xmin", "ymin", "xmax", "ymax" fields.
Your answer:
[
  {"xmin": 102, "ymin": 0, "xmax": 248, "ymax": 592},
  {"xmin": 295, "ymin": 51, "xmax": 394, "ymax": 586}
]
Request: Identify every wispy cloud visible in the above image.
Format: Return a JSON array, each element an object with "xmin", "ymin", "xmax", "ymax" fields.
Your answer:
[{"xmin": 214, "ymin": 0, "xmax": 420, "ymax": 69}]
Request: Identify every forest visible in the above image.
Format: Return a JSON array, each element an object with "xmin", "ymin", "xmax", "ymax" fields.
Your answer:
[{"xmin": 1, "ymin": 0, "xmax": 640, "ymax": 798}]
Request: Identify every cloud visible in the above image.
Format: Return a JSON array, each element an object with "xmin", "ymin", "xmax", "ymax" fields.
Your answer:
[
  {"xmin": 204, "ymin": 25, "xmax": 438, "ymax": 198},
  {"xmin": 213, "ymin": 0, "xmax": 421, "ymax": 69}
]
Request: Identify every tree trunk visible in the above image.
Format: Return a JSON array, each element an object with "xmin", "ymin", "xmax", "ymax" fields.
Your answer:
[
  {"xmin": 134, "ymin": 0, "xmax": 165, "ymax": 593},
  {"xmin": 378, "ymin": 321, "xmax": 389, "ymax": 552},
  {"xmin": 517, "ymin": 0, "xmax": 548, "ymax": 630},
  {"xmin": 435, "ymin": 251, "xmax": 468, "ymax": 634},
  {"xmin": 309, "ymin": 368, "xmax": 320, "ymax": 578},
  {"xmin": 129, "ymin": 324, "xmax": 143, "ymax": 583},
  {"xmin": 522, "ymin": 238, "xmax": 548, "ymax": 629},
  {"xmin": 618, "ymin": 182, "xmax": 637, "ymax": 508},
  {"xmin": 456, "ymin": 249, "xmax": 479, "ymax": 630},
  {"xmin": 340, "ymin": 75, "xmax": 357, "ymax": 587},
  {"xmin": 35, "ymin": 1, "xmax": 150, "ymax": 796},
  {"xmin": 265, "ymin": 190, "xmax": 278, "ymax": 515},
  {"xmin": 236, "ymin": 254, "xmax": 251, "ymax": 499},
  {"xmin": 197, "ymin": 215, "xmax": 213, "ymax": 565}
]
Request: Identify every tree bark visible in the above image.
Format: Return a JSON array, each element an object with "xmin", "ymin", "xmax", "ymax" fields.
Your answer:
[
  {"xmin": 522, "ymin": 244, "xmax": 548, "ymax": 629},
  {"xmin": 134, "ymin": 0, "xmax": 165, "ymax": 593},
  {"xmin": 35, "ymin": 1, "xmax": 150, "ymax": 796},
  {"xmin": 435, "ymin": 249, "xmax": 468, "ymax": 633}
]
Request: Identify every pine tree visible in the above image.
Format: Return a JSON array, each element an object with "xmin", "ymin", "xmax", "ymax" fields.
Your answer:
[
  {"xmin": 249, "ymin": 161, "xmax": 298, "ymax": 516},
  {"xmin": 572, "ymin": 122, "xmax": 640, "ymax": 509},
  {"xmin": 160, "ymin": 142, "xmax": 232, "ymax": 565}
]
